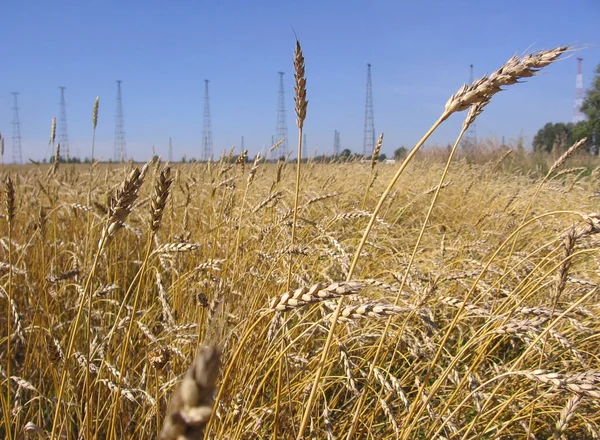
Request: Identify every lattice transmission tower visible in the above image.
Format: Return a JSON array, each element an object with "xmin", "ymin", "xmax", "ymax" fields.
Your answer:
[
  {"xmin": 333, "ymin": 130, "xmax": 341, "ymax": 156},
  {"xmin": 11, "ymin": 92, "xmax": 23, "ymax": 164},
  {"xmin": 573, "ymin": 58, "xmax": 586, "ymax": 124},
  {"xmin": 276, "ymin": 72, "xmax": 288, "ymax": 159},
  {"xmin": 463, "ymin": 64, "xmax": 477, "ymax": 150},
  {"xmin": 114, "ymin": 80, "xmax": 127, "ymax": 162},
  {"xmin": 168, "ymin": 137, "xmax": 173, "ymax": 163},
  {"xmin": 58, "ymin": 86, "xmax": 70, "ymax": 161},
  {"xmin": 202, "ymin": 79, "xmax": 213, "ymax": 161},
  {"xmin": 363, "ymin": 63, "xmax": 375, "ymax": 157}
]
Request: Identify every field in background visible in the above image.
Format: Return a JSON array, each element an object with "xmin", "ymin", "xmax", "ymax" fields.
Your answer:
[{"xmin": 0, "ymin": 151, "xmax": 599, "ymax": 439}]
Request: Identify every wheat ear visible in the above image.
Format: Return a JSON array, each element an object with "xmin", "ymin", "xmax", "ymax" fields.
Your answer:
[
  {"xmin": 160, "ymin": 345, "xmax": 221, "ymax": 440},
  {"xmin": 150, "ymin": 165, "xmax": 173, "ymax": 233}
]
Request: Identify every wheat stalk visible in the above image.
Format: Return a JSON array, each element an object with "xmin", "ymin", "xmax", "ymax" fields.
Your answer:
[
  {"xmin": 3, "ymin": 176, "xmax": 15, "ymax": 440},
  {"xmin": 49, "ymin": 142, "xmax": 60, "ymax": 176}
]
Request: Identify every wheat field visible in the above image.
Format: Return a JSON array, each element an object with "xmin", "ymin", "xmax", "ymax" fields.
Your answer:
[{"xmin": 1, "ymin": 42, "xmax": 600, "ymax": 440}]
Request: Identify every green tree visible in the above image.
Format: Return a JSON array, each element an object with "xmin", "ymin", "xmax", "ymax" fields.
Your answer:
[
  {"xmin": 533, "ymin": 63, "xmax": 600, "ymax": 154},
  {"xmin": 533, "ymin": 122, "xmax": 572, "ymax": 153},
  {"xmin": 532, "ymin": 121, "xmax": 593, "ymax": 153},
  {"xmin": 340, "ymin": 149, "xmax": 352, "ymax": 160},
  {"xmin": 394, "ymin": 146, "xmax": 407, "ymax": 160},
  {"xmin": 582, "ymin": 63, "xmax": 600, "ymax": 153}
]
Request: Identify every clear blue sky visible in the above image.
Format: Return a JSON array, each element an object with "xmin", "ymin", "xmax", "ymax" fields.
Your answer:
[{"xmin": 1, "ymin": 0, "xmax": 599, "ymax": 162}]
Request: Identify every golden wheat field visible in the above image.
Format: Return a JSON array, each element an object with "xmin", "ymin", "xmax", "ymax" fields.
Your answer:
[{"xmin": 2, "ymin": 43, "xmax": 600, "ymax": 440}]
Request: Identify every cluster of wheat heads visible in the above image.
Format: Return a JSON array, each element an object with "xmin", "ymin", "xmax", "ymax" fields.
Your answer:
[{"xmin": 0, "ymin": 41, "xmax": 599, "ymax": 440}]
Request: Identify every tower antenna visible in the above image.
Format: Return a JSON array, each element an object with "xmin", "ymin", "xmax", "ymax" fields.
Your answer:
[
  {"xmin": 363, "ymin": 63, "xmax": 375, "ymax": 157},
  {"xmin": 333, "ymin": 130, "xmax": 341, "ymax": 156},
  {"xmin": 202, "ymin": 79, "xmax": 213, "ymax": 161},
  {"xmin": 573, "ymin": 58, "xmax": 586, "ymax": 124},
  {"xmin": 11, "ymin": 92, "xmax": 23, "ymax": 164},
  {"xmin": 463, "ymin": 64, "xmax": 477, "ymax": 150},
  {"xmin": 58, "ymin": 86, "xmax": 70, "ymax": 162},
  {"xmin": 114, "ymin": 80, "xmax": 126, "ymax": 162},
  {"xmin": 168, "ymin": 137, "xmax": 173, "ymax": 163},
  {"xmin": 276, "ymin": 72, "xmax": 288, "ymax": 159}
]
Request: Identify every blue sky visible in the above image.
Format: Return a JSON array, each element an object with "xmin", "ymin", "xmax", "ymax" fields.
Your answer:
[{"xmin": 0, "ymin": 0, "xmax": 599, "ymax": 162}]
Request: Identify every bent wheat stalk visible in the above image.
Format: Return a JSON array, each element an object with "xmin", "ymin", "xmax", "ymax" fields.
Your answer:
[{"xmin": 296, "ymin": 45, "xmax": 570, "ymax": 439}]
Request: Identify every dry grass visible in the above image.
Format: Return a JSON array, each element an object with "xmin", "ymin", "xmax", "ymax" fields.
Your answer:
[{"xmin": 1, "ymin": 42, "xmax": 600, "ymax": 440}]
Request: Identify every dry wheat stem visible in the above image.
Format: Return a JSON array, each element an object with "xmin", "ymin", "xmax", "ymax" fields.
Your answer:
[
  {"xmin": 108, "ymin": 237, "xmax": 156, "ymax": 438},
  {"xmin": 429, "ymin": 370, "xmax": 537, "ymax": 439},
  {"xmin": 393, "ymin": 52, "xmax": 569, "ymax": 438},
  {"xmin": 362, "ymin": 133, "xmax": 384, "ymax": 209},
  {"xmin": 503, "ymin": 136, "xmax": 587, "ymax": 280},
  {"xmin": 50, "ymin": 142, "xmax": 60, "ymax": 176},
  {"xmin": 287, "ymin": 38, "xmax": 308, "ymax": 291},
  {"xmin": 426, "ymin": 254, "xmax": 597, "ymax": 438},
  {"xmin": 3, "ymin": 176, "xmax": 15, "ymax": 440},
  {"xmin": 298, "ymin": 113, "xmax": 447, "ymax": 439},
  {"xmin": 350, "ymin": 101, "xmax": 488, "ymax": 439},
  {"xmin": 52, "ymin": 164, "xmax": 147, "ymax": 439}
]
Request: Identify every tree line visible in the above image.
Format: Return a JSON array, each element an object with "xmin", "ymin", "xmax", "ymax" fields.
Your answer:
[{"xmin": 534, "ymin": 62, "xmax": 600, "ymax": 154}]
